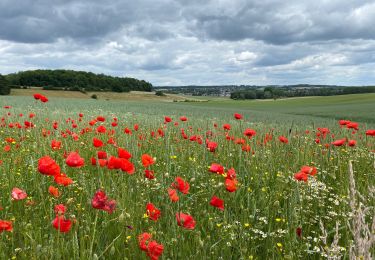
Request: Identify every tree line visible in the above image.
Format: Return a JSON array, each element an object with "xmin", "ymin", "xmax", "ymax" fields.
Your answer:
[
  {"xmin": 3, "ymin": 69, "xmax": 152, "ymax": 93},
  {"xmin": 230, "ymin": 86, "xmax": 375, "ymax": 100}
]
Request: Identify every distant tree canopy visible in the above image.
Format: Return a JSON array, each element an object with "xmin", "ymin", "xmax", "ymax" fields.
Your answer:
[
  {"xmin": 5, "ymin": 70, "xmax": 153, "ymax": 92},
  {"xmin": 0, "ymin": 74, "xmax": 11, "ymax": 95},
  {"xmin": 230, "ymin": 86, "xmax": 375, "ymax": 100}
]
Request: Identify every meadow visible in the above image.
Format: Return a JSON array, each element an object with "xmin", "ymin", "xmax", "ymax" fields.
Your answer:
[{"xmin": 0, "ymin": 93, "xmax": 374, "ymax": 259}]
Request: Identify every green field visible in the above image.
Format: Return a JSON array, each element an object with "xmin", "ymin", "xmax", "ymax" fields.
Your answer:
[{"xmin": 0, "ymin": 93, "xmax": 374, "ymax": 259}]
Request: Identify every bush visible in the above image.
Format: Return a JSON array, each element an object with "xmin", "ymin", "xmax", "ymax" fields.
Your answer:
[
  {"xmin": 155, "ymin": 91, "xmax": 166, "ymax": 96},
  {"xmin": 91, "ymin": 94, "xmax": 98, "ymax": 99},
  {"xmin": 0, "ymin": 74, "xmax": 10, "ymax": 95}
]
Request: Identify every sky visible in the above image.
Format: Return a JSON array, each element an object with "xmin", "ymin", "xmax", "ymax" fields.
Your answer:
[{"xmin": 1, "ymin": 0, "xmax": 375, "ymax": 86}]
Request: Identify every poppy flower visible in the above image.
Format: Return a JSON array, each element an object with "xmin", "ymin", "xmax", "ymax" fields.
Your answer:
[
  {"xmin": 145, "ymin": 169, "xmax": 155, "ymax": 179},
  {"xmin": 33, "ymin": 93, "xmax": 42, "ymax": 100},
  {"xmin": 96, "ymin": 125, "xmax": 106, "ymax": 133},
  {"xmin": 347, "ymin": 122, "xmax": 359, "ymax": 130},
  {"xmin": 52, "ymin": 215, "xmax": 72, "ymax": 233},
  {"xmin": 51, "ymin": 140, "xmax": 62, "ymax": 150},
  {"xmin": 234, "ymin": 113, "xmax": 243, "ymax": 120},
  {"xmin": 119, "ymin": 158, "xmax": 135, "ymax": 174},
  {"xmin": 209, "ymin": 163, "xmax": 224, "ymax": 174},
  {"xmin": 38, "ymin": 156, "xmax": 60, "ymax": 176},
  {"xmin": 339, "ymin": 120, "xmax": 350, "ymax": 126},
  {"xmin": 176, "ymin": 212, "xmax": 196, "ymax": 230},
  {"xmin": 206, "ymin": 141, "xmax": 218, "ymax": 152},
  {"xmin": 244, "ymin": 128, "xmax": 256, "ymax": 138},
  {"xmin": 180, "ymin": 116, "xmax": 188, "ymax": 121},
  {"xmin": 66, "ymin": 152, "xmax": 85, "ymax": 168},
  {"xmin": 167, "ymin": 188, "xmax": 179, "ymax": 202},
  {"xmin": 0, "ymin": 220, "xmax": 13, "ymax": 232},
  {"xmin": 348, "ymin": 140, "xmax": 356, "ymax": 147},
  {"xmin": 223, "ymin": 124, "xmax": 231, "ymax": 130},
  {"xmin": 278, "ymin": 136, "xmax": 289, "ymax": 144},
  {"xmin": 118, "ymin": 147, "xmax": 132, "ymax": 159},
  {"xmin": 96, "ymin": 116, "xmax": 105, "ymax": 122},
  {"xmin": 146, "ymin": 203, "xmax": 161, "ymax": 221},
  {"xmin": 365, "ymin": 129, "xmax": 375, "ymax": 136},
  {"xmin": 54, "ymin": 173, "xmax": 73, "ymax": 186},
  {"xmin": 332, "ymin": 138, "xmax": 346, "ymax": 146},
  {"xmin": 300, "ymin": 166, "xmax": 317, "ymax": 176},
  {"xmin": 91, "ymin": 190, "xmax": 116, "ymax": 214},
  {"xmin": 296, "ymin": 227, "xmax": 302, "ymax": 238},
  {"xmin": 146, "ymin": 240, "xmax": 164, "ymax": 260},
  {"xmin": 142, "ymin": 154, "xmax": 155, "ymax": 167},
  {"xmin": 54, "ymin": 204, "xmax": 67, "ymax": 215},
  {"xmin": 97, "ymin": 150, "xmax": 107, "ymax": 159},
  {"xmin": 225, "ymin": 178, "xmax": 238, "ymax": 192},
  {"xmin": 164, "ymin": 116, "xmax": 172, "ymax": 123},
  {"xmin": 93, "ymin": 138, "xmax": 104, "ymax": 148},
  {"xmin": 226, "ymin": 168, "xmax": 236, "ymax": 179},
  {"xmin": 11, "ymin": 187, "xmax": 27, "ymax": 200},
  {"xmin": 210, "ymin": 196, "xmax": 224, "ymax": 211},
  {"xmin": 48, "ymin": 186, "xmax": 60, "ymax": 198},
  {"xmin": 172, "ymin": 177, "xmax": 190, "ymax": 194},
  {"xmin": 294, "ymin": 172, "xmax": 308, "ymax": 182},
  {"xmin": 138, "ymin": 233, "xmax": 164, "ymax": 260}
]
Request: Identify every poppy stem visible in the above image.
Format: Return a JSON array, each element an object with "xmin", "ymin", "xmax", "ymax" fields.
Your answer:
[{"xmin": 90, "ymin": 211, "xmax": 99, "ymax": 257}]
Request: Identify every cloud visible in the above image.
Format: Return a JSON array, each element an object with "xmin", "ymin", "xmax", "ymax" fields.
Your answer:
[{"xmin": 0, "ymin": 0, "xmax": 375, "ymax": 86}]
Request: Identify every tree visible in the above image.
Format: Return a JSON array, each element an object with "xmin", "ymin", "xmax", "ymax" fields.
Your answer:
[{"xmin": 0, "ymin": 74, "xmax": 10, "ymax": 95}]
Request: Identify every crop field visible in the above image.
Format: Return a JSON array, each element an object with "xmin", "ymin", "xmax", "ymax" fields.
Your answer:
[{"xmin": 0, "ymin": 94, "xmax": 374, "ymax": 259}]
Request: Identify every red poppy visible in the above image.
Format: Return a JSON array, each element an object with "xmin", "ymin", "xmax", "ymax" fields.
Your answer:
[
  {"xmin": 180, "ymin": 116, "xmax": 188, "ymax": 121},
  {"xmin": 226, "ymin": 168, "xmax": 236, "ymax": 179},
  {"xmin": 11, "ymin": 187, "xmax": 27, "ymax": 200},
  {"xmin": 119, "ymin": 158, "xmax": 135, "ymax": 174},
  {"xmin": 138, "ymin": 233, "xmax": 164, "ymax": 260},
  {"xmin": 225, "ymin": 178, "xmax": 238, "ymax": 192},
  {"xmin": 48, "ymin": 186, "xmax": 60, "ymax": 197},
  {"xmin": 40, "ymin": 95, "xmax": 48, "ymax": 103},
  {"xmin": 33, "ymin": 93, "xmax": 42, "ymax": 100},
  {"xmin": 339, "ymin": 120, "xmax": 350, "ymax": 126},
  {"xmin": 210, "ymin": 196, "xmax": 224, "ymax": 211},
  {"xmin": 172, "ymin": 177, "xmax": 190, "ymax": 194},
  {"xmin": 223, "ymin": 124, "xmax": 231, "ymax": 130},
  {"xmin": 96, "ymin": 116, "xmax": 105, "ymax": 122},
  {"xmin": 294, "ymin": 172, "xmax": 308, "ymax": 182},
  {"xmin": 54, "ymin": 204, "xmax": 67, "ymax": 215},
  {"xmin": 51, "ymin": 140, "xmax": 62, "ymax": 150},
  {"xmin": 54, "ymin": 172, "xmax": 73, "ymax": 186},
  {"xmin": 234, "ymin": 113, "xmax": 243, "ymax": 120},
  {"xmin": 97, "ymin": 150, "xmax": 107, "ymax": 159},
  {"xmin": 167, "ymin": 188, "xmax": 179, "ymax": 202},
  {"xmin": 348, "ymin": 139, "xmax": 356, "ymax": 147},
  {"xmin": 93, "ymin": 137, "xmax": 104, "ymax": 148},
  {"xmin": 52, "ymin": 215, "xmax": 72, "ymax": 233},
  {"xmin": 206, "ymin": 141, "xmax": 218, "ymax": 152},
  {"xmin": 0, "ymin": 220, "xmax": 13, "ymax": 232},
  {"xmin": 118, "ymin": 147, "xmax": 132, "ymax": 159},
  {"xmin": 300, "ymin": 166, "xmax": 317, "ymax": 176},
  {"xmin": 146, "ymin": 203, "xmax": 161, "ymax": 221},
  {"xmin": 38, "ymin": 156, "xmax": 60, "ymax": 176},
  {"xmin": 244, "ymin": 128, "xmax": 256, "ymax": 138},
  {"xmin": 142, "ymin": 154, "xmax": 155, "ymax": 167},
  {"xmin": 145, "ymin": 169, "xmax": 155, "ymax": 179},
  {"xmin": 347, "ymin": 122, "xmax": 359, "ymax": 130},
  {"xmin": 66, "ymin": 152, "xmax": 85, "ymax": 168},
  {"xmin": 91, "ymin": 190, "xmax": 116, "ymax": 214},
  {"xmin": 209, "ymin": 163, "xmax": 224, "ymax": 174},
  {"xmin": 332, "ymin": 138, "xmax": 346, "ymax": 146},
  {"xmin": 365, "ymin": 129, "xmax": 375, "ymax": 136},
  {"xmin": 164, "ymin": 116, "xmax": 172, "ymax": 123},
  {"xmin": 176, "ymin": 212, "xmax": 196, "ymax": 230},
  {"xmin": 278, "ymin": 136, "xmax": 289, "ymax": 144}
]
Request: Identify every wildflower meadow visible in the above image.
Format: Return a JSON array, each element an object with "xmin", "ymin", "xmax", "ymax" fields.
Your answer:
[{"xmin": 0, "ymin": 94, "xmax": 374, "ymax": 259}]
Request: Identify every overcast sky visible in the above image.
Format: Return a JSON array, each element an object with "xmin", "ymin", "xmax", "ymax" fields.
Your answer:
[{"xmin": 1, "ymin": 0, "xmax": 375, "ymax": 86}]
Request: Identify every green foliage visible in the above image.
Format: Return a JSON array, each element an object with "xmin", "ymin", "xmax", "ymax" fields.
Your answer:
[
  {"xmin": 231, "ymin": 86, "xmax": 375, "ymax": 100},
  {"xmin": 155, "ymin": 90, "xmax": 166, "ymax": 96},
  {"xmin": 0, "ymin": 74, "xmax": 11, "ymax": 95},
  {"xmin": 5, "ymin": 69, "xmax": 153, "ymax": 92}
]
